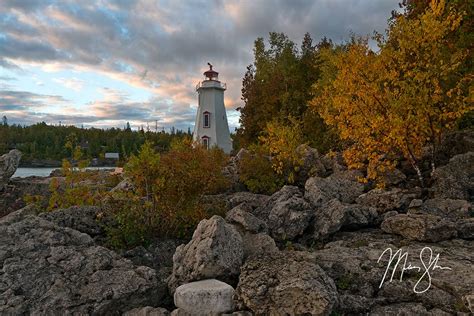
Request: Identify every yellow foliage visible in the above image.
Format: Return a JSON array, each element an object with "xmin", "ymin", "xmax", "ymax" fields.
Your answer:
[
  {"xmin": 259, "ymin": 117, "xmax": 305, "ymax": 183},
  {"xmin": 311, "ymin": 1, "xmax": 472, "ymax": 185}
]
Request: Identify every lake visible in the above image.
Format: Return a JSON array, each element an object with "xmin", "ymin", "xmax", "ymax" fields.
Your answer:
[{"xmin": 13, "ymin": 167, "xmax": 115, "ymax": 178}]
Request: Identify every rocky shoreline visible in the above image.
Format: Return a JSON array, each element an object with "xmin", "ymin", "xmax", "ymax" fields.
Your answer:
[{"xmin": 0, "ymin": 137, "xmax": 473, "ymax": 315}]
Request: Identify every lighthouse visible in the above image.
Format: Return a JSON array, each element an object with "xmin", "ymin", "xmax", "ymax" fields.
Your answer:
[{"xmin": 192, "ymin": 63, "xmax": 232, "ymax": 154}]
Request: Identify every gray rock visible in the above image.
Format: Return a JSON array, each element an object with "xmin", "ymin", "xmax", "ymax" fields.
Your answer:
[
  {"xmin": 254, "ymin": 186, "xmax": 313, "ymax": 241},
  {"xmin": 305, "ymin": 171, "xmax": 365, "ymax": 207},
  {"xmin": 228, "ymin": 191, "xmax": 270, "ymax": 210},
  {"xmin": 432, "ymin": 151, "xmax": 474, "ymax": 200},
  {"xmin": 124, "ymin": 306, "xmax": 170, "ymax": 316},
  {"xmin": 381, "ymin": 214, "xmax": 457, "ymax": 242},
  {"xmin": 111, "ymin": 178, "xmax": 135, "ymax": 192},
  {"xmin": 0, "ymin": 149, "xmax": 22, "ymax": 190},
  {"xmin": 225, "ymin": 205, "xmax": 267, "ymax": 234},
  {"xmin": 0, "ymin": 211, "xmax": 165, "ymax": 315},
  {"xmin": 168, "ymin": 216, "xmax": 244, "ymax": 293},
  {"xmin": 174, "ymin": 279, "xmax": 235, "ymax": 315},
  {"xmin": 457, "ymin": 218, "xmax": 474, "ymax": 240},
  {"xmin": 241, "ymin": 232, "xmax": 278, "ymax": 259},
  {"xmin": 369, "ymin": 303, "xmax": 442, "ymax": 316},
  {"xmin": 39, "ymin": 205, "xmax": 104, "ymax": 237},
  {"xmin": 356, "ymin": 188, "xmax": 418, "ymax": 214},
  {"xmin": 313, "ymin": 199, "xmax": 378, "ymax": 240},
  {"xmin": 295, "ymin": 144, "xmax": 326, "ymax": 184},
  {"xmin": 407, "ymin": 198, "xmax": 472, "ymax": 220},
  {"xmin": 235, "ymin": 251, "xmax": 338, "ymax": 315}
]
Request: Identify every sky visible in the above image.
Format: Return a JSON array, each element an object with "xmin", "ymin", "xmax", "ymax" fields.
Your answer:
[{"xmin": 0, "ymin": 0, "xmax": 400, "ymax": 132}]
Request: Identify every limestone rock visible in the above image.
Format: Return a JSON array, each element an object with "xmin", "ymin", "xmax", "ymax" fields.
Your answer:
[
  {"xmin": 407, "ymin": 198, "xmax": 472, "ymax": 220},
  {"xmin": 313, "ymin": 199, "xmax": 378, "ymax": 240},
  {"xmin": 225, "ymin": 205, "xmax": 267, "ymax": 234},
  {"xmin": 432, "ymin": 151, "xmax": 474, "ymax": 200},
  {"xmin": 0, "ymin": 211, "xmax": 165, "ymax": 315},
  {"xmin": 381, "ymin": 214, "xmax": 457, "ymax": 242},
  {"xmin": 305, "ymin": 171, "xmax": 365, "ymax": 208},
  {"xmin": 235, "ymin": 251, "xmax": 338, "ymax": 315},
  {"xmin": 39, "ymin": 205, "xmax": 104, "ymax": 238},
  {"xmin": 356, "ymin": 188, "xmax": 418, "ymax": 214},
  {"xmin": 253, "ymin": 186, "xmax": 313, "ymax": 241},
  {"xmin": 124, "ymin": 306, "xmax": 170, "ymax": 316},
  {"xmin": 295, "ymin": 144, "xmax": 326, "ymax": 184},
  {"xmin": 0, "ymin": 149, "xmax": 22, "ymax": 190},
  {"xmin": 228, "ymin": 191, "xmax": 270, "ymax": 210},
  {"xmin": 168, "ymin": 216, "xmax": 243, "ymax": 293},
  {"xmin": 241, "ymin": 232, "xmax": 278, "ymax": 259},
  {"xmin": 174, "ymin": 279, "xmax": 235, "ymax": 315}
]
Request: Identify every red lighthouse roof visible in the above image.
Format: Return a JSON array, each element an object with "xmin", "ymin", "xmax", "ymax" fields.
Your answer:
[{"xmin": 204, "ymin": 62, "xmax": 219, "ymax": 80}]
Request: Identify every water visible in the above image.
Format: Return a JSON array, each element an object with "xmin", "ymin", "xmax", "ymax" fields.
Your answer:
[{"xmin": 13, "ymin": 167, "xmax": 115, "ymax": 178}]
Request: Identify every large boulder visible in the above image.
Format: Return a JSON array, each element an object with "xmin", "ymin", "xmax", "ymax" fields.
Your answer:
[
  {"xmin": 407, "ymin": 198, "xmax": 472, "ymax": 221},
  {"xmin": 381, "ymin": 214, "xmax": 457, "ymax": 242},
  {"xmin": 39, "ymin": 205, "xmax": 104, "ymax": 238},
  {"xmin": 124, "ymin": 306, "xmax": 170, "ymax": 316},
  {"xmin": 168, "ymin": 216, "xmax": 244, "ymax": 293},
  {"xmin": 253, "ymin": 186, "xmax": 313, "ymax": 242},
  {"xmin": 356, "ymin": 188, "xmax": 419, "ymax": 214},
  {"xmin": 0, "ymin": 210, "xmax": 165, "ymax": 315},
  {"xmin": 174, "ymin": 279, "xmax": 235, "ymax": 315},
  {"xmin": 313, "ymin": 230, "xmax": 474, "ymax": 314},
  {"xmin": 235, "ymin": 251, "xmax": 338, "ymax": 315},
  {"xmin": 313, "ymin": 199, "xmax": 378, "ymax": 240},
  {"xmin": 305, "ymin": 170, "xmax": 365, "ymax": 208},
  {"xmin": 225, "ymin": 205, "xmax": 267, "ymax": 234},
  {"xmin": 431, "ymin": 151, "xmax": 474, "ymax": 200},
  {"xmin": 0, "ymin": 149, "xmax": 22, "ymax": 191}
]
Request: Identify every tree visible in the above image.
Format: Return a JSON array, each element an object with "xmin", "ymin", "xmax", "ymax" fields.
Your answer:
[
  {"xmin": 2, "ymin": 116, "xmax": 7, "ymax": 126},
  {"xmin": 312, "ymin": 0, "xmax": 472, "ymax": 186}
]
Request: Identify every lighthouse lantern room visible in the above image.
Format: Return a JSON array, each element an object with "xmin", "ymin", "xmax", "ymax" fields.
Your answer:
[{"xmin": 192, "ymin": 63, "xmax": 232, "ymax": 154}]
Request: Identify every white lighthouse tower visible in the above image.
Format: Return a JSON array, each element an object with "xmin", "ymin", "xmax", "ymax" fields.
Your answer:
[{"xmin": 193, "ymin": 63, "xmax": 232, "ymax": 154}]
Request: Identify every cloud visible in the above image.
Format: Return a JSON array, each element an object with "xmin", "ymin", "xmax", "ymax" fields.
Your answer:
[{"xmin": 0, "ymin": 0, "xmax": 400, "ymax": 129}]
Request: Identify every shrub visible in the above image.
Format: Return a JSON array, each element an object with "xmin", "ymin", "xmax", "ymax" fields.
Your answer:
[
  {"xmin": 238, "ymin": 145, "xmax": 284, "ymax": 194},
  {"xmin": 107, "ymin": 138, "xmax": 230, "ymax": 248}
]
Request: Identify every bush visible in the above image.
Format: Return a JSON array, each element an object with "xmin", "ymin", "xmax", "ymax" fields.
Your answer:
[
  {"xmin": 106, "ymin": 138, "xmax": 230, "ymax": 248},
  {"xmin": 238, "ymin": 145, "xmax": 284, "ymax": 195}
]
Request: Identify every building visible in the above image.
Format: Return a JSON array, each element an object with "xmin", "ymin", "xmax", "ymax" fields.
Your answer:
[
  {"xmin": 104, "ymin": 152, "xmax": 119, "ymax": 160},
  {"xmin": 192, "ymin": 63, "xmax": 232, "ymax": 154}
]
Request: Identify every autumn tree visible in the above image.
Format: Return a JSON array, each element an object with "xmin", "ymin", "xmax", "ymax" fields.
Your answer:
[{"xmin": 312, "ymin": 0, "xmax": 472, "ymax": 186}]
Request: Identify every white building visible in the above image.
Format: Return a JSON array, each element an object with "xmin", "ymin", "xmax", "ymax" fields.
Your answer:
[{"xmin": 192, "ymin": 63, "xmax": 232, "ymax": 154}]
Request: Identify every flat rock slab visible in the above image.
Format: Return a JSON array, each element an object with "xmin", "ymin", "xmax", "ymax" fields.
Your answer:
[{"xmin": 174, "ymin": 279, "xmax": 235, "ymax": 315}]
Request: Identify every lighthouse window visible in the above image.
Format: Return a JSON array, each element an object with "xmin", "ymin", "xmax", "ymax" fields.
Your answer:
[
  {"xmin": 202, "ymin": 137, "xmax": 209, "ymax": 149},
  {"xmin": 203, "ymin": 112, "xmax": 210, "ymax": 128}
]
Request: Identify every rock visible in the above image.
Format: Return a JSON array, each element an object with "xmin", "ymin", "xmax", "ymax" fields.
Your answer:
[
  {"xmin": 295, "ymin": 144, "xmax": 326, "ymax": 184},
  {"xmin": 407, "ymin": 198, "xmax": 472, "ymax": 220},
  {"xmin": 313, "ymin": 199, "xmax": 378, "ymax": 240},
  {"xmin": 235, "ymin": 251, "xmax": 338, "ymax": 315},
  {"xmin": 124, "ymin": 306, "xmax": 170, "ymax": 316},
  {"xmin": 305, "ymin": 171, "xmax": 365, "ymax": 207},
  {"xmin": 435, "ymin": 130, "xmax": 474, "ymax": 166},
  {"xmin": 369, "ymin": 303, "xmax": 445, "ymax": 316},
  {"xmin": 225, "ymin": 205, "xmax": 267, "ymax": 234},
  {"xmin": 321, "ymin": 151, "xmax": 347, "ymax": 174},
  {"xmin": 313, "ymin": 230, "xmax": 474, "ymax": 314},
  {"xmin": 241, "ymin": 232, "xmax": 278, "ymax": 259},
  {"xmin": 457, "ymin": 218, "xmax": 474, "ymax": 240},
  {"xmin": 432, "ymin": 151, "xmax": 474, "ymax": 200},
  {"xmin": 168, "ymin": 216, "xmax": 244, "ymax": 293},
  {"xmin": 381, "ymin": 168, "xmax": 407, "ymax": 186},
  {"xmin": 222, "ymin": 148, "xmax": 248, "ymax": 192},
  {"xmin": 39, "ymin": 205, "xmax": 104, "ymax": 238},
  {"xmin": 393, "ymin": 215, "xmax": 456, "ymax": 242},
  {"xmin": 174, "ymin": 279, "xmax": 235, "ymax": 315},
  {"xmin": 228, "ymin": 191, "xmax": 270, "ymax": 210},
  {"xmin": 0, "ymin": 211, "xmax": 165, "ymax": 314},
  {"xmin": 0, "ymin": 149, "xmax": 22, "ymax": 190},
  {"xmin": 381, "ymin": 214, "xmax": 457, "ymax": 242},
  {"xmin": 465, "ymin": 294, "xmax": 474, "ymax": 313},
  {"xmin": 356, "ymin": 188, "xmax": 418, "ymax": 214},
  {"xmin": 253, "ymin": 186, "xmax": 313, "ymax": 241}
]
